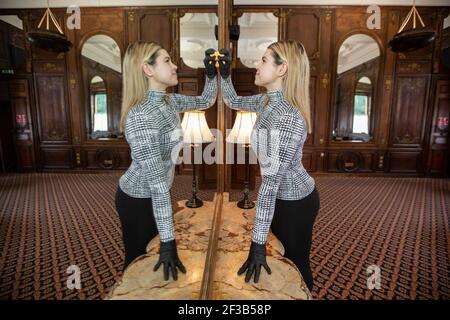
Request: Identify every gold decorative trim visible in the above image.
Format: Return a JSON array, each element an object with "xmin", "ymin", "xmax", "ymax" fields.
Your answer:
[
  {"xmin": 385, "ymin": 75, "xmax": 392, "ymax": 91},
  {"xmin": 378, "ymin": 155, "xmax": 384, "ymax": 169},
  {"xmin": 128, "ymin": 11, "xmax": 134, "ymax": 22},
  {"xmin": 69, "ymin": 73, "xmax": 77, "ymax": 89},
  {"xmin": 400, "ymin": 62, "xmax": 422, "ymax": 73},
  {"xmin": 394, "ymin": 133, "xmax": 419, "ymax": 144},
  {"xmin": 321, "ymin": 73, "xmax": 329, "ymax": 89},
  {"xmin": 433, "ymin": 60, "xmax": 439, "ymax": 73},
  {"xmin": 323, "ymin": 10, "xmax": 332, "ymax": 22}
]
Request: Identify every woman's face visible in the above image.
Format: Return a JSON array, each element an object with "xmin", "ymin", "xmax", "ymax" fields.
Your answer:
[
  {"xmin": 254, "ymin": 48, "xmax": 287, "ymax": 91},
  {"xmin": 144, "ymin": 49, "xmax": 178, "ymax": 90}
]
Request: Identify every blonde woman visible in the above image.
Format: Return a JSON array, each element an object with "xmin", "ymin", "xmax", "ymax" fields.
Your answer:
[
  {"xmin": 116, "ymin": 41, "xmax": 217, "ymax": 281},
  {"xmin": 219, "ymin": 41, "xmax": 320, "ymax": 291}
]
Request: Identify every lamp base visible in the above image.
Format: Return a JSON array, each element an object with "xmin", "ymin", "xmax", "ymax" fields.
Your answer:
[
  {"xmin": 186, "ymin": 197, "xmax": 203, "ymax": 208},
  {"xmin": 237, "ymin": 196, "xmax": 254, "ymax": 209}
]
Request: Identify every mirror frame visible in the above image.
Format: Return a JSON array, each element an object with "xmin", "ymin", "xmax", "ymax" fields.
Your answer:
[{"xmin": 330, "ymin": 30, "xmax": 384, "ymax": 145}]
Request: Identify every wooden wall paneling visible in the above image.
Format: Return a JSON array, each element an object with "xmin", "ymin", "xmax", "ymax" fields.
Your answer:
[
  {"xmin": 64, "ymin": 15, "xmax": 82, "ymax": 148},
  {"xmin": 380, "ymin": 9, "xmax": 400, "ymax": 148},
  {"xmin": 34, "ymin": 74, "xmax": 70, "ymax": 144},
  {"xmin": 327, "ymin": 150, "xmax": 375, "ymax": 173},
  {"xmin": 315, "ymin": 9, "xmax": 333, "ymax": 154},
  {"xmin": 390, "ymin": 74, "xmax": 430, "ymax": 149},
  {"xmin": 136, "ymin": 9, "xmax": 173, "ymax": 56},
  {"xmin": 84, "ymin": 147, "xmax": 129, "ymax": 170},
  {"xmin": 0, "ymin": 21, "xmax": 11, "ymax": 68},
  {"xmin": 40, "ymin": 147, "xmax": 73, "ymax": 169},
  {"xmin": 18, "ymin": 11, "xmax": 32, "ymax": 74},
  {"xmin": 387, "ymin": 150, "xmax": 422, "ymax": 173},
  {"xmin": 125, "ymin": 10, "xmax": 138, "ymax": 45},
  {"xmin": 282, "ymin": 7, "xmax": 328, "ymax": 150},
  {"xmin": 284, "ymin": 8, "xmax": 321, "ymax": 62},
  {"xmin": 432, "ymin": 9, "xmax": 450, "ymax": 74},
  {"xmin": 28, "ymin": 9, "xmax": 73, "ymax": 170},
  {"xmin": 8, "ymin": 78, "xmax": 36, "ymax": 171}
]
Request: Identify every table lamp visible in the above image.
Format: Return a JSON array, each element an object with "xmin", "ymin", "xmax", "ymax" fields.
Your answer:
[
  {"xmin": 226, "ymin": 111, "xmax": 257, "ymax": 209},
  {"xmin": 181, "ymin": 111, "xmax": 215, "ymax": 208}
]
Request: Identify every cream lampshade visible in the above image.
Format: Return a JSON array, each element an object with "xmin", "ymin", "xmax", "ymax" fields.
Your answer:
[
  {"xmin": 181, "ymin": 111, "xmax": 215, "ymax": 144},
  {"xmin": 226, "ymin": 111, "xmax": 257, "ymax": 144}
]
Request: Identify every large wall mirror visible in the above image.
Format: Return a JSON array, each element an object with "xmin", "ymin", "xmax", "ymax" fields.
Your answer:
[
  {"xmin": 81, "ymin": 34, "xmax": 122, "ymax": 140},
  {"xmin": 180, "ymin": 12, "xmax": 218, "ymax": 68},
  {"xmin": 332, "ymin": 33, "xmax": 380, "ymax": 143},
  {"xmin": 237, "ymin": 12, "xmax": 278, "ymax": 68}
]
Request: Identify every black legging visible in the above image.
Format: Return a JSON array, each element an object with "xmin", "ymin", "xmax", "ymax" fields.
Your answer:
[
  {"xmin": 270, "ymin": 187, "xmax": 320, "ymax": 291},
  {"xmin": 115, "ymin": 186, "xmax": 159, "ymax": 272}
]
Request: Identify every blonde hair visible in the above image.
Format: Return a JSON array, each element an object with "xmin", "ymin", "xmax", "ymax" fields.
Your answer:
[
  {"xmin": 120, "ymin": 41, "xmax": 162, "ymax": 132},
  {"xmin": 268, "ymin": 40, "xmax": 312, "ymax": 134}
]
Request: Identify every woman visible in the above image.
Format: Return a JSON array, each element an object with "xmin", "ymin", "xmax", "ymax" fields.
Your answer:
[
  {"xmin": 116, "ymin": 41, "xmax": 217, "ymax": 281},
  {"xmin": 218, "ymin": 41, "xmax": 320, "ymax": 291}
]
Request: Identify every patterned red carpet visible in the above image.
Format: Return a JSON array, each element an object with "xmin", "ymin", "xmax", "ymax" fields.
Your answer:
[{"xmin": 0, "ymin": 173, "xmax": 448, "ymax": 300}]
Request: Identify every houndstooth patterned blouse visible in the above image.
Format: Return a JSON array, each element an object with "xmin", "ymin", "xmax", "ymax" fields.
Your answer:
[
  {"xmin": 221, "ymin": 75, "xmax": 316, "ymax": 245},
  {"xmin": 119, "ymin": 76, "xmax": 217, "ymax": 242}
]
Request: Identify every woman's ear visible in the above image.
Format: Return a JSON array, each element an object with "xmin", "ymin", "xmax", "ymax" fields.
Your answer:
[
  {"xmin": 278, "ymin": 62, "xmax": 288, "ymax": 78},
  {"xmin": 142, "ymin": 63, "xmax": 153, "ymax": 78}
]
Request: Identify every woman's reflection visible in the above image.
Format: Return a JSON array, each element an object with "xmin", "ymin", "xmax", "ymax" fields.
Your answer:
[
  {"xmin": 218, "ymin": 41, "xmax": 320, "ymax": 291},
  {"xmin": 115, "ymin": 41, "xmax": 217, "ymax": 280}
]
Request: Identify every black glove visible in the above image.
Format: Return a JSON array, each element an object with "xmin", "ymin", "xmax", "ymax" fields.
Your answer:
[
  {"xmin": 153, "ymin": 240, "xmax": 186, "ymax": 281},
  {"xmin": 237, "ymin": 241, "xmax": 272, "ymax": 283},
  {"xmin": 218, "ymin": 48, "xmax": 231, "ymax": 79},
  {"xmin": 203, "ymin": 48, "xmax": 217, "ymax": 79}
]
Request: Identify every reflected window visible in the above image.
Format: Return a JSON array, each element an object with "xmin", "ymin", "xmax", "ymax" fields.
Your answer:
[
  {"xmin": 180, "ymin": 12, "xmax": 218, "ymax": 69},
  {"xmin": 90, "ymin": 76, "xmax": 108, "ymax": 132},
  {"xmin": 238, "ymin": 12, "xmax": 278, "ymax": 68},
  {"xmin": 353, "ymin": 77, "xmax": 371, "ymax": 134}
]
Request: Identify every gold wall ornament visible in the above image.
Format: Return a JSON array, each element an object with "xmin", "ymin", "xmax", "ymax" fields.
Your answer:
[
  {"xmin": 400, "ymin": 62, "xmax": 422, "ymax": 72},
  {"xmin": 45, "ymin": 62, "xmax": 57, "ymax": 71},
  {"xmin": 274, "ymin": 8, "xmax": 293, "ymax": 40},
  {"xmin": 378, "ymin": 155, "xmax": 384, "ymax": 169},
  {"xmin": 128, "ymin": 11, "xmax": 135, "ymax": 22},
  {"xmin": 321, "ymin": 73, "xmax": 329, "ymax": 89},
  {"xmin": 385, "ymin": 76, "xmax": 392, "ymax": 91},
  {"xmin": 69, "ymin": 73, "xmax": 77, "ymax": 89},
  {"xmin": 323, "ymin": 10, "xmax": 332, "ymax": 22}
]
